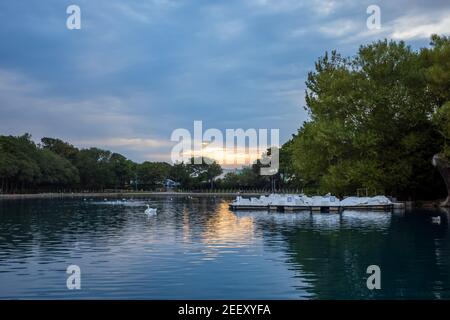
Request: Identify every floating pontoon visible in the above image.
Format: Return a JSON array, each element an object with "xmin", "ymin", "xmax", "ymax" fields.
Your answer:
[{"xmin": 229, "ymin": 194, "xmax": 400, "ymax": 212}]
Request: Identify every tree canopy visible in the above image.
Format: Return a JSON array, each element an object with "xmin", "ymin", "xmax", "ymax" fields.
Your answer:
[
  {"xmin": 0, "ymin": 135, "xmax": 227, "ymax": 193},
  {"xmin": 279, "ymin": 35, "xmax": 450, "ymax": 199}
]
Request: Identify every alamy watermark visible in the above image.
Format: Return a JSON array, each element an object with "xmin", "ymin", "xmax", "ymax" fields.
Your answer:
[
  {"xmin": 366, "ymin": 265, "xmax": 381, "ymax": 290},
  {"xmin": 66, "ymin": 5, "xmax": 81, "ymax": 30},
  {"xmin": 66, "ymin": 265, "xmax": 81, "ymax": 290},
  {"xmin": 366, "ymin": 5, "xmax": 381, "ymax": 30},
  {"xmin": 170, "ymin": 121, "xmax": 280, "ymax": 175}
]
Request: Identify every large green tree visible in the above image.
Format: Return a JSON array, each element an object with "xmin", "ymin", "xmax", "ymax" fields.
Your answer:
[
  {"xmin": 422, "ymin": 35, "xmax": 450, "ymax": 206},
  {"xmin": 287, "ymin": 38, "xmax": 445, "ymax": 199},
  {"xmin": 0, "ymin": 134, "xmax": 41, "ymax": 192},
  {"xmin": 108, "ymin": 153, "xmax": 134, "ymax": 190},
  {"xmin": 37, "ymin": 149, "xmax": 79, "ymax": 189},
  {"xmin": 74, "ymin": 148, "xmax": 115, "ymax": 191},
  {"xmin": 41, "ymin": 137, "xmax": 79, "ymax": 162},
  {"xmin": 137, "ymin": 161, "xmax": 171, "ymax": 190}
]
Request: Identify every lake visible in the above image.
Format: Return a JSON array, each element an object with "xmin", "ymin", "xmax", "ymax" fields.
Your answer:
[{"xmin": 0, "ymin": 196, "xmax": 449, "ymax": 299}]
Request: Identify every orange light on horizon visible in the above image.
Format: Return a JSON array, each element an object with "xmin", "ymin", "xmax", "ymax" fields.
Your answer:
[{"xmin": 181, "ymin": 146, "xmax": 263, "ymax": 166}]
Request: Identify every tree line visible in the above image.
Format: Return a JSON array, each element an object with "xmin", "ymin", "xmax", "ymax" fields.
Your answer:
[
  {"xmin": 0, "ymin": 135, "xmax": 226, "ymax": 193},
  {"xmin": 0, "ymin": 133, "xmax": 283, "ymax": 194}
]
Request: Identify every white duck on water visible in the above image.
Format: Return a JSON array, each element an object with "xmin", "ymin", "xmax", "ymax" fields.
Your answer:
[{"xmin": 145, "ymin": 204, "xmax": 157, "ymax": 215}]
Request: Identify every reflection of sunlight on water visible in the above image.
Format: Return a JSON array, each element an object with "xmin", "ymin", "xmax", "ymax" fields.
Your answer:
[
  {"xmin": 182, "ymin": 207, "xmax": 191, "ymax": 243},
  {"xmin": 341, "ymin": 211, "xmax": 391, "ymax": 229},
  {"xmin": 201, "ymin": 203, "xmax": 255, "ymax": 260}
]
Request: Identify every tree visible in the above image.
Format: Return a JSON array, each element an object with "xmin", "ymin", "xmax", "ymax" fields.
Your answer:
[
  {"xmin": 0, "ymin": 134, "xmax": 41, "ymax": 192},
  {"xmin": 41, "ymin": 137, "xmax": 79, "ymax": 162},
  {"xmin": 279, "ymin": 137, "xmax": 303, "ymax": 189},
  {"xmin": 422, "ymin": 35, "xmax": 450, "ymax": 206},
  {"xmin": 220, "ymin": 171, "xmax": 241, "ymax": 189},
  {"xmin": 286, "ymin": 39, "xmax": 444, "ymax": 199},
  {"xmin": 188, "ymin": 157, "xmax": 223, "ymax": 190},
  {"xmin": 37, "ymin": 149, "xmax": 79, "ymax": 190},
  {"xmin": 137, "ymin": 162, "xmax": 171, "ymax": 190},
  {"xmin": 169, "ymin": 162, "xmax": 192, "ymax": 189},
  {"xmin": 0, "ymin": 138, "xmax": 19, "ymax": 193},
  {"xmin": 109, "ymin": 153, "xmax": 133, "ymax": 190},
  {"xmin": 74, "ymin": 148, "xmax": 114, "ymax": 191},
  {"xmin": 237, "ymin": 167, "xmax": 259, "ymax": 189}
]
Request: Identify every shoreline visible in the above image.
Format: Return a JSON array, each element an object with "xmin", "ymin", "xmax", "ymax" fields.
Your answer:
[
  {"xmin": 0, "ymin": 191, "xmax": 265, "ymax": 200},
  {"xmin": 0, "ymin": 192, "xmax": 443, "ymax": 209}
]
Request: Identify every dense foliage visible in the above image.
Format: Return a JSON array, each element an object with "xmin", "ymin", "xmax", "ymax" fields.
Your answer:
[
  {"xmin": 278, "ymin": 35, "xmax": 450, "ymax": 199},
  {"xmin": 0, "ymin": 135, "xmax": 223, "ymax": 193}
]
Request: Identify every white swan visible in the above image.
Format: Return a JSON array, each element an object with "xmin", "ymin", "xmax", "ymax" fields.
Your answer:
[{"xmin": 145, "ymin": 204, "xmax": 157, "ymax": 215}]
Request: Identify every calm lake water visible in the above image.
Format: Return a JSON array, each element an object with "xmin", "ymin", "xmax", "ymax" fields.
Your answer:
[{"xmin": 0, "ymin": 196, "xmax": 449, "ymax": 299}]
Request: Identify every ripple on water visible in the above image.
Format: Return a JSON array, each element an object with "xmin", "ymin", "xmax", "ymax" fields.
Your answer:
[{"xmin": 0, "ymin": 199, "xmax": 450, "ymax": 299}]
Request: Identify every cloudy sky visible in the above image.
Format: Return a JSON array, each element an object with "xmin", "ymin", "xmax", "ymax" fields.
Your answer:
[{"xmin": 0, "ymin": 0, "xmax": 449, "ymax": 164}]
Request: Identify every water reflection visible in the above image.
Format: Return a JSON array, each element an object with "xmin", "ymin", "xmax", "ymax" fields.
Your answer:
[
  {"xmin": 201, "ymin": 203, "xmax": 255, "ymax": 259},
  {"xmin": 341, "ymin": 211, "xmax": 391, "ymax": 229},
  {"xmin": 283, "ymin": 210, "xmax": 450, "ymax": 299},
  {"xmin": 0, "ymin": 198, "xmax": 450, "ymax": 299}
]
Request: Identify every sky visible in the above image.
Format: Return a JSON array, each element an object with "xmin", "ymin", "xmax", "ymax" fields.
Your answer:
[{"xmin": 0, "ymin": 0, "xmax": 449, "ymax": 164}]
